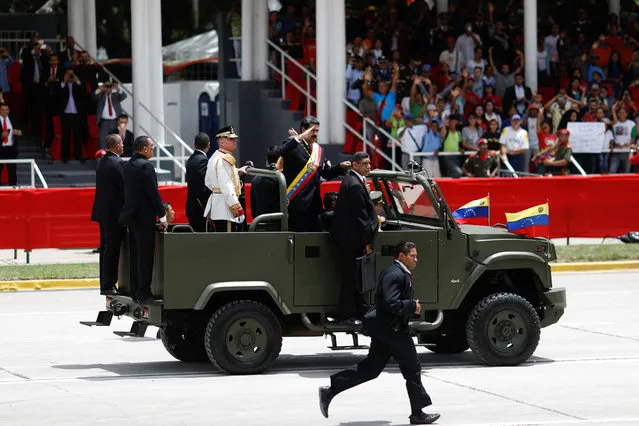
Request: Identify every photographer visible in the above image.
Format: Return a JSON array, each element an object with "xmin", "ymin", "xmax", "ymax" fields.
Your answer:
[
  {"xmin": 93, "ymin": 81, "xmax": 127, "ymax": 149},
  {"xmin": 59, "ymin": 69, "xmax": 86, "ymax": 162},
  {"xmin": 0, "ymin": 47, "xmax": 14, "ymax": 96}
]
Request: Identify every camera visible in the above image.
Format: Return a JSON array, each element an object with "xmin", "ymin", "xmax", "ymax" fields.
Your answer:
[{"xmin": 104, "ymin": 82, "xmax": 113, "ymax": 89}]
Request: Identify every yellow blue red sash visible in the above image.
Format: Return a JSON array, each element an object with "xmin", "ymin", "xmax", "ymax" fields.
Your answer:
[{"xmin": 287, "ymin": 143, "xmax": 322, "ymax": 201}]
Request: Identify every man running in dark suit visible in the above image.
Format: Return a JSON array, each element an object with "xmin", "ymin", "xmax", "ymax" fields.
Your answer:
[
  {"xmin": 319, "ymin": 242, "xmax": 440, "ymax": 425},
  {"xmin": 91, "ymin": 134, "xmax": 125, "ymax": 295},
  {"xmin": 119, "ymin": 136, "xmax": 167, "ymax": 304},
  {"xmin": 279, "ymin": 116, "xmax": 350, "ymax": 232},
  {"xmin": 185, "ymin": 133, "xmax": 211, "ymax": 232},
  {"xmin": 329, "ymin": 152, "xmax": 379, "ymax": 323}
]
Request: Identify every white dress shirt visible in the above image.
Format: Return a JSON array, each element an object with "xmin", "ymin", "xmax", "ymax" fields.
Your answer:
[{"xmin": 101, "ymin": 93, "xmax": 118, "ymax": 120}]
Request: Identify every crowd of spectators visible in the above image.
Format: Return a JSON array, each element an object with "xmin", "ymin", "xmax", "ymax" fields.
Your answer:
[
  {"xmin": 267, "ymin": 0, "xmax": 639, "ymax": 176},
  {"xmin": 0, "ymin": 33, "xmax": 124, "ymax": 164}
]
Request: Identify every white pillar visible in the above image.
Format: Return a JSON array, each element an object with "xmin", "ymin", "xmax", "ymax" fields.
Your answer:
[
  {"xmin": 147, "ymin": 0, "xmax": 165, "ymax": 144},
  {"xmin": 609, "ymin": 0, "xmax": 621, "ymax": 22},
  {"xmin": 252, "ymin": 0, "xmax": 269, "ymax": 80},
  {"xmin": 131, "ymin": 0, "xmax": 150, "ymax": 138},
  {"xmin": 315, "ymin": 0, "xmax": 330, "ymax": 145},
  {"xmin": 524, "ymin": 0, "xmax": 537, "ymax": 91},
  {"xmin": 436, "ymin": 0, "xmax": 448, "ymax": 16},
  {"xmin": 329, "ymin": 0, "xmax": 345, "ymax": 144},
  {"xmin": 83, "ymin": 0, "xmax": 97, "ymax": 57},
  {"xmin": 241, "ymin": 0, "xmax": 253, "ymax": 80},
  {"xmin": 67, "ymin": 0, "xmax": 85, "ymax": 49}
]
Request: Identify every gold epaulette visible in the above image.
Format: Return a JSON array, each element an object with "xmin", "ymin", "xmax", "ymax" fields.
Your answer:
[{"xmin": 220, "ymin": 153, "xmax": 236, "ymax": 166}]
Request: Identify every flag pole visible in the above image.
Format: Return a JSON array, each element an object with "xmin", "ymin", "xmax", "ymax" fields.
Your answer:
[
  {"xmin": 546, "ymin": 198, "xmax": 550, "ymax": 240},
  {"xmin": 488, "ymin": 193, "xmax": 491, "ymax": 226}
]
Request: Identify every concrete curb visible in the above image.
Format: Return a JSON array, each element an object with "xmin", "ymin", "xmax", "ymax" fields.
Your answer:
[
  {"xmin": 1, "ymin": 261, "xmax": 638, "ymax": 291},
  {"xmin": 551, "ymin": 261, "xmax": 639, "ymax": 272},
  {"xmin": 0, "ymin": 279, "xmax": 99, "ymax": 292}
]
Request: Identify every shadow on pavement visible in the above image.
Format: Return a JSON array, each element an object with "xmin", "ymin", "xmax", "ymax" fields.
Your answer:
[{"xmin": 51, "ymin": 351, "xmax": 553, "ymax": 381}]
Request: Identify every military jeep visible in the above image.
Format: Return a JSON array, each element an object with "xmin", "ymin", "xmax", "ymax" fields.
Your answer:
[{"xmin": 82, "ymin": 168, "xmax": 566, "ymax": 374}]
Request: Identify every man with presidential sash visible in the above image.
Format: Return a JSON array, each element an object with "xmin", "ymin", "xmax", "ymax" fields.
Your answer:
[
  {"xmin": 279, "ymin": 116, "xmax": 351, "ymax": 232},
  {"xmin": 203, "ymin": 125, "xmax": 249, "ymax": 232}
]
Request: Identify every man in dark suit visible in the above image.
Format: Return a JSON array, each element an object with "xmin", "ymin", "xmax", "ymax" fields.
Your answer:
[
  {"xmin": 20, "ymin": 42, "xmax": 48, "ymax": 143},
  {"xmin": 108, "ymin": 114, "xmax": 134, "ymax": 157},
  {"xmin": 185, "ymin": 132, "xmax": 211, "ymax": 232},
  {"xmin": 59, "ymin": 68, "xmax": 86, "ymax": 162},
  {"xmin": 319, "ymin": 242, "xmax": 440, "ymax": 425},
  {"xmin": 329, "ymin": 152, "xmax": 379, "ymax": 323},
  {"xmin": 249, "ymin": 144, "xmax": 281, "ymax": 219},
  {"xmin": 91, "ymin": 134, "xmax": 125, "ymax": 296},
  {"xmin": 502, "ymin": 74, "xmax": 533, "ymax": 116},
  {"xmin": 59, "ymin": 36, "xmax": 77, "ymax": 67},
  {"xmin": 0, "ymin": 102, "xmax": 22, "ymax": 186},
  {"xmin": 318, "ymin": 191, "xmax": 338, "ymax": 231},
  {"xmin": 119, "ymin": 136, "xmax": 167, "ymax": 304},
  {"xmin": 43, "ymin": 53, "xmax": 64, "ymax": 160},
  {"xmin": 279, "ymin": 116, "xmax": 350, "ymax": 232}
]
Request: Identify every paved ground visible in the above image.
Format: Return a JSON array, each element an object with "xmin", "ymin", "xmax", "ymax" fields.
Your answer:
[
  {"xmin": 0, "ymin": 237, "xmax": 624, "ymax": 266},
  {"xmin": 1, "ymin": 271, "xmax": 638, "ymax": 425}
]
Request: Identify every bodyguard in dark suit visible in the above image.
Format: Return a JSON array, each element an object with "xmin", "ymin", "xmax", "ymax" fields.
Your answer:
[
  {"xmin": 20, "ymin": 42, "xmax": 48, "ymax": 143},
  {"xmin": 318, "ymin": 191, "xmax": 338, "ymax": 231},
  {"xmin": 249, "ymin": 145, "xmax": 281, "ymax": 218},
  {"xmin": 91, "ymin": 134, "xmax": 125, "ymax": 296},
  {"xmin": 119, "ymin": 136, "xmax": 167, "ymax": 304},
  {"xmin": 319, "ymin": 242, "xmax": 440, "ymax": 425},
  {"xmin": 185, "ymin": 133, "xmax": 211, "ymax": 232},
  {"xmin": 329, "ymin": 152, "xmax": 379, "ymax": 322},
  {"xmin": 279, "ymin": 116, "xmax": 349, "ymax": 232}
]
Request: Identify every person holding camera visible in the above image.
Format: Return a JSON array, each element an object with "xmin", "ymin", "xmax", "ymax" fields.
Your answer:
[
  {"xmin": 0, "ymin": 47, "xmax": 14, "ymax": 97},
  {"xmin": 59, "ymin": 68, "xmax": 86, "ymax": 162},
  {"xmin": 93, "ymin": 81, "xmax": 127, "ymax": 150}
]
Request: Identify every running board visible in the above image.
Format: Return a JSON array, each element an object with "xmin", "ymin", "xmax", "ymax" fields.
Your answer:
[
  {"xmin": 327, "ymin": 331, "xmax": 369, "ymax": 351},
  {"xmin": 113, "ymin": 321, "xmax": 148, "ymax": 337},
  {"xmin": 79, "ymin": 311, "xmax": 113, "ymax": 327},
  {"xmin": 300, "ymin": 313, "xmax": 362, "ymax": 332}
]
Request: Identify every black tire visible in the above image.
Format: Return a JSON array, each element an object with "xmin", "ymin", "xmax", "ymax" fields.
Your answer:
[
  {"xmin": 466, "ymin": 292, "xmax": 541, "ymax": 366},
  {"xmin": 423, "ymin": 333, "xmax": 469, "ymax": 354},
  {"xmin": 159, "ymin": 325, "xmax": 209, "ymax": 363},
  {"xmin": 204, "ymin": 300, "xmax": 282, "ymax": 375}
]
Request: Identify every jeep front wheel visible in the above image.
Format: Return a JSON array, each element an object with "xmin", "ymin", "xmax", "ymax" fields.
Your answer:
[
  {"xmin": 466, "ymin": 292, "xmax": 541, "ymax": 366},
  {"xmin": 159, "ymin": 324, "xmax": 209, "ymax": 362},
  {"xmin": 204, "ymin": 300, "xmax": 282, "ymax": 374}
]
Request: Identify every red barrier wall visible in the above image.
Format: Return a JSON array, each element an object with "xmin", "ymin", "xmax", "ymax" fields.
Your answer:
[
  {"xmin": 318, "ymin": 175, "xmax": 639, "ymax": 239},
  {"xmin": 1, "ymin": 175, "xmax": 638, "ymax": 250},
  {"xmin": 0, "ymin": 186, "xmax": 187, "ymax": 250}
]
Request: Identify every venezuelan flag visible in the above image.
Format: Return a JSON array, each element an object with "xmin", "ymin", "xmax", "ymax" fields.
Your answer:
[
  {"xmin": 452, "ymin": 196, "xmax": 489, "ymax": 225},
  {"xmin": 506, "ymin": 203, "xmax": 549, "ymax": 237}
]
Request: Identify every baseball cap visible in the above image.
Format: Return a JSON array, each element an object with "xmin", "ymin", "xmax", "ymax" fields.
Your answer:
[
  {"xmin": 423, "ymin": 64, "xmax": 432, "ymax": 73},
  {"xmin": 558, "ymin": 128, "xmax": 570, "ymax": 135},
  {"xmin": 511, "ymin": 114, "xmax": 522, "ymax": 121},
  {"xmin": 95, "ymin": 149, "xmax": 107, "ymax": 159},
  {"xmin": 427, "ymin": 104, "xmax": 437, "ymax": 111},
  {"xmin": 477, "ymin": 138, "xmax": 488, "ymax": 145},
  {"xmin": 591, "ymin": 83, "xmax": 600, "ymax": 89},
  {"xmin": 404, "ymin": 113, "xmax": 413, "ymax": 119},
  {"xmin": 528, "ymin": 104, "xmax": 539, "ymax": 110}
]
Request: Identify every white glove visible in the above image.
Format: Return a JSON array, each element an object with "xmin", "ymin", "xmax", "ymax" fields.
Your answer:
[{"xmin": 238, "ymin": 215, "xmax": 245, "ymax": 223}]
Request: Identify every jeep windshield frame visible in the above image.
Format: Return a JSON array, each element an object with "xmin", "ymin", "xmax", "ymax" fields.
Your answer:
[{"xmin": 368, "ymin": 170, "xmax": 459, "ymax": 231}]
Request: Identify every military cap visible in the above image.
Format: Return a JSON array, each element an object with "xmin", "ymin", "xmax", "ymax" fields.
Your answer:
[
  {"xmin": 215, "ymin": 125, "xmax": 239, "ymax": 139},
  {"xmin": 370, "ymin": 190, "xmax": 384, "ymax": 205}
]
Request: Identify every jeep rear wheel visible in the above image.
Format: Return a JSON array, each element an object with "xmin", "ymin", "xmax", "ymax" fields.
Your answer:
[
  {"xmin": 466, "ymin": 292, "xmax": 541, "ymax": 366},
  {"xmin": 204, "ymin": 300, "xmax": 282, "ymax": 375},
  {"xmin": 423, "ymin": 333, "xmax": 469, "ymax": 354},
  {"xmin": 159, "ymin": 325, "xmax": 209, "ymax": 363}
]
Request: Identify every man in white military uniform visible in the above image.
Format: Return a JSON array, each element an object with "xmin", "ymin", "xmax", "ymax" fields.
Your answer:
[{"xmin": 203, "ymin": 125, "xmax": 249, "ymax": 232}]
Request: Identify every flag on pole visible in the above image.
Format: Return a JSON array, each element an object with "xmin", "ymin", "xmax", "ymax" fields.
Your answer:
[
  {"xmin": 452, "ymin": 196, "xmax": 490, "ymax": 225},
  {"xmin": 505, "ymin": 203, "xmax": 549, "ymax": 237}
]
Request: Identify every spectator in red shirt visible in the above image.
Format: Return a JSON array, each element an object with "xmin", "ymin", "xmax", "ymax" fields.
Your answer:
[
  {"xmin": 483, "ymin": 85, "xmax": 502, "ymax": 113},
  {"xmin": 581, "ymin": 98, "xmax": 600, "ymax": 122},
  {"xmin": 606, "ymin": 24, "xmax": 623, "ymax": 53},
  {"xmin": 629, "ymin": 147, "xmax": 639, "ymax": 173}
]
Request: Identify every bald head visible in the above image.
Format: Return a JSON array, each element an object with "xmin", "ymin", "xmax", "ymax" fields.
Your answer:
[{"xmin": 105, "ymin": 134, "xmax": 124, "ymax": 156}]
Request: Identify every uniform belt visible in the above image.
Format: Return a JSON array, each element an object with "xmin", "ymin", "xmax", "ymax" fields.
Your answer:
[{"xmin": 212, "ymin": 188, "xmax": 222, "ymax": 194}]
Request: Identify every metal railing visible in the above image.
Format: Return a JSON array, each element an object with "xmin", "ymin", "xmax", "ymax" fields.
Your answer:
[
  {"xmin": 0, "ymin": 159, "xmax": 48, "ymax": 188},
  {"xmin": 265, "ymin": 39, "xmax": 316, "ymax": 116},
  {"xmin": 139, "ymin": 125, "xmax": 187, "ymax": 183}
]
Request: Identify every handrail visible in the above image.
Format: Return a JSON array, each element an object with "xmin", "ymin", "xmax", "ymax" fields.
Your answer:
[
  {"xmin": 266, "ymin": 38, "xmax": 316, "ymax": 115},
  {"xmin": 343, "ymin": 121, "xmax": 401, "ymax": 171},
  {"xmin": 0, "ymin": 159, "xmax": 49, "ymax": 188},
  {"xmin": 74, "ymin": 40, "xmax": 194, "ymax": 164},
  {"xmin": 139, "ymin": 125, "xmax": 187, "ymax": 183}
]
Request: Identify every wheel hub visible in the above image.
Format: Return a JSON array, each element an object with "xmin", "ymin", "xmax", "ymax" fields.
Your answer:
[
  {"xmin": 225, "ymin": 317, "xmax": 268, "ymax": 362},
  {"xmin": 487, "ymin": 309, "xmax": 527, "ymax": 353}
]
